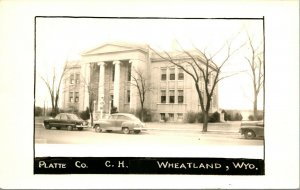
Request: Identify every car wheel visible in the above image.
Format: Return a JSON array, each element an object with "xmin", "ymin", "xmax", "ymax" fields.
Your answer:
[
  {"xmin": 45, "ymin": 124, "xmax": 51, "ymax": 130},
  {"xmin": 134, "ymin": 130, "xmax": 141, "ymax": 134},
  {"xmin": 67, "ymin": 126, "xmax": 73, "ymax": 131},
  {"xmin": 122, "ymin": 127, "xmax": 130, "ymax": 134},
  {"xmin": 95, "ymin": 125, "xmax": 102, "ymax": 133},
  {"xmin": 78, "ymin": 127, "xmax": 83, "ymax": 131},
  {"xmin": 245, "ymin": 130, "xmax": 256, "ymax": 139}
]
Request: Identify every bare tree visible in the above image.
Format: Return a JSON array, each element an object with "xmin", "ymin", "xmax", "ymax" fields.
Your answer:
[
  {"xmin": 130, "ymin": 67, "xmax": 151, "ymax": 122},
  {"xmin": 79, "ymin": 63, "xmax": 98, "ymax": 126},
  {"xmin": 245, "ymin": 33, "xmax": 264, "ymax": 120},
  {"xmin": 151, "ymin": 39, "xmax": 244, "ymax": 132},
  {"xmin": 41, "ymin": 63, "xmax": 69, "ymax": 116}
]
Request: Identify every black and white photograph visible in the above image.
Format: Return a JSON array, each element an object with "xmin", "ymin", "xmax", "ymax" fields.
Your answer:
[
  {"xmin": 0, "ymin": 0, "xmax": 299, "ymax": 189},
  {"xmin": 34, "ymin": 17, "xmax": 265, "ymax": 174}
]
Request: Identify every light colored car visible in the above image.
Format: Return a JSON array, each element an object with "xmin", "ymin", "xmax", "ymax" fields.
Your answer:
[
  {"xmin": 239, "ymin": 121, "xmax": 264, "ymax": 139},
  {"xmin": 93, "ymin": 113, "xmax": 145, "ymax": 134}
]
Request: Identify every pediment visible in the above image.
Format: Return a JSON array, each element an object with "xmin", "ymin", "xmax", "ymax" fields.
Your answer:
[{"xmin": 82, "ymin": 43, "xmax": 146, "ymax": 55}]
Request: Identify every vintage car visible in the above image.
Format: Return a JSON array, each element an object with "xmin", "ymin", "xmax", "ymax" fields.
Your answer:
[
  {"xmin": 93, "ymin": 113, "xmax": 145, "ymax": 134},
  {"xmin": 43, "ymin": 113, "xmax": 89, "ymax": 131},
  {"xmin": 239, "ymin": 121, "xmax": 264, "ymax": 139}
]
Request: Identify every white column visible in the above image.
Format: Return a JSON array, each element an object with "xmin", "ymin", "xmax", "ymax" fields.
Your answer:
[
  {"xmin": 83, "ymin": 63, "xmax": 90, "ymax": 110},
  {"xmin": 113, "ymin": 60, "xmax": 121, "ymax": 110},
  {"xmin": 97, "ymin": 62, "xmax": 105, "ymax": 112}
]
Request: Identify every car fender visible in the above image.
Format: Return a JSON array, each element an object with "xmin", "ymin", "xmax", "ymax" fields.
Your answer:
[
  {"xmin": 93, "ymin": 120, "xmax": 110, "ymax": 127},
  {"xmin": 121, "ymin": 121, "xmax": 134, "ymax": 129}
]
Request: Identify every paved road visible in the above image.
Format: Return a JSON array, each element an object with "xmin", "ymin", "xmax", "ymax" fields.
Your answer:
[{"xmin": 35, "ymin": 123, "xmax": 263, "ymax": 146}]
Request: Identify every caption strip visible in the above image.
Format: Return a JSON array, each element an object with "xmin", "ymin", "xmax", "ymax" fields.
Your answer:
[{"xmin": 35, "ymin": 157, "xmax": 264, "ymax": 175}]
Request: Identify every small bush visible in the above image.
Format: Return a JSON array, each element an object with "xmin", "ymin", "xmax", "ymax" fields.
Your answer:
[
  {"xmin": 35, "ymin": 106, "xmax": 43, "ymax": 116},
  {"xmin": 223, "ymin": 110, "xmax": 242, "ymax": 121},
  {"xmin": 234, "ymin": 113, "xmax": 243, "ymax": 121},
  {"xmin": 209, "ymin": 111, "xmax": 220, "ymax": 123},
  {"xmin": 80, "ymin": 107, "xmax": 90, "ymax": 120},
  {"xmin": 257, "ymin": 114, "xmax": 264, "ymax": 121},
  {"xmin": 184, "ymin": 111, "xmax": 197, "ymax": 123},
  {"xmin": 131, "ymin": 108, "xmax": 153, "ymax": 122},
  {"xmin": 196, "ymin": 112, "xmax": 204, "ymax": 123},
  {"xmin": 248, "ymin": 113, "xmax": 264, "ymax": 121},
  {"xmin": 111, "ymin": 106, "xmax": 118, "ymax": 114}
]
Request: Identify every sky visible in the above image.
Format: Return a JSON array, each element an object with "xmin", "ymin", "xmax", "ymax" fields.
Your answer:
[{"xmin": 35, "ymin": 17, "xmax": 264, "ymax": 110}]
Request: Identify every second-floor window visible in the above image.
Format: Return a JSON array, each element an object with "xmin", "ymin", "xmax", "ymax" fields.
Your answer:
[
  {"xmin": 70, "ymin": 74, "xmax": 74, "ymax": 84},
  {"xmin": 112, "ymin": 65, "xmax": 115, "ymax": 81},
  {"xmin": 127, "ymin": 90, "xmax": 130, "ymax": 103},
  {"xmin": 161, "ymin": 68, "xmax": 167, "ymax": 81},
  {"xmin": 127, "ymin": 63, "xmax": 131, "ymax": 81},
  {"xmin": 69, "ymin": 92, "xmax": 73, "ymax": 102},
  {"xmin": 169, "ymin": 68, "xmax": 175, "ymax": 80},
  {"xmin": 161, "ymin": 90, "xmax": 166, "ymax": 103},
  {"xmin": 169, "ymin": 90, "xmax": 175, "ymax": 103},
  {"xmin": 178, "ymin": 68, "xmax": 184, "ymax": 80},
  {"xmin": 178, "ymin": 90, "xmax": 184, "ymax": 103},
  {"xmin": 75, "ymin": 74, "xmax": 80, "ymax": 84}
]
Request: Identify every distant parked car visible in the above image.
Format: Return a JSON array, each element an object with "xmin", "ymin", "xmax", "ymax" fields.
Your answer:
[
  {"xmin": 239, "ymin": 121, "xmax": 264, "ymax": 139},
  {"xmin": 93, "ymin": 113, "xmax": 145, "ymax": 134},
  {"xmin": 43, "ymin": 113, "xmax": 89, "ymax": 131}
]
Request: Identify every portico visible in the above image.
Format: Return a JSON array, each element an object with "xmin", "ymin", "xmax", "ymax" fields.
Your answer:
[{"xmin": 78, "ymin": 42, "xmax": 149, "ymax": 119}]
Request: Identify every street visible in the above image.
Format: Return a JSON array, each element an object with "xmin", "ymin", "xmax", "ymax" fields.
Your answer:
[
  {"xmin": 35, "ymin": 123, "xmax": 263, "ymax": 146},
  {"xmin": 35, "ymin": 122, "xmax": 264, "ymax": 159}
]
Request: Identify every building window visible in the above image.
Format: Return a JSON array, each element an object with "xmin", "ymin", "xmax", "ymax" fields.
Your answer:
[
  {"xmin": 110, "ymin": 95, "xmax": 114, "ymax": 108},
  {"xmin": 161, "ymin": 68, "xmax": 167, "ymax": 81},
  {"xmin": 169, "ymin": 90, "xmax": 175, "ymax": 103},
  {"xmin": 75, "ymin": 73, "xmax": 80, "ymax": 84},
  {"xmin": 178, "ymin": 90, "xmax": 184, "ymax": 103},
  {"xmin": 169, "ymin": 113, "xmax": 174, "ymax": 121},
  {"xmin": 127, "ymin": 90, "xmax": 130, "ymax": 103},
  {"xmin": 169, "ymin": 68, "xmax": 175, "ymax": 80},
  {"xmin": 178, "ymin": 68, "xmax": 184, "ymax": 80},
  {"xmin": 70, "ymin": 74, "xmax": 74, "ymax": 84},
  {"xmin": 161, "ymin": 90, "xmax": 166, "ymax": 103},
  {"xmin": 127, "ymin": 63, "xmax": 131, "ymax": 81},
  {"xmin": 75, "ymin": 92, "xmax": 79, "ymax": 102},
  {"xmin": 160, "ymin": 113, "xmax": 165, "ymax": 121},
  {"xmin": 69, "ymin": 92, "xmax": 73, "ymax": 102},
  {"xmin": 177, "ymin": 113, "xmax": 183, "ymax": 121},
  {"xmin": 213, "ymin": 94, "xmax": 217, "ymax": 107},
  {"xmin": 112, "ymin": 65, "xmax": 115, "ymax": 81}
]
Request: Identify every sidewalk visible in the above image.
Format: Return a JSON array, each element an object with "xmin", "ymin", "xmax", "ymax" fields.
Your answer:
[{"xmin": 144, "ymin": 122, "xmax": 241, "ymax": 134}]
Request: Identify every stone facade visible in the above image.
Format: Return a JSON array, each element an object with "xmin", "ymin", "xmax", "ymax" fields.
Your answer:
[{"xmin": 61, "ymin": 42, "xmax": 219, "ymax": 121}]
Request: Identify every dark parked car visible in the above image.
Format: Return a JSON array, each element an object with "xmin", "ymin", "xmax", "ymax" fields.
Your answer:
[
  {"xmin": 239, "ymin": 121, "xmax": 264, "ymax": 139},
  {"xmin": 93, "ymin": 113, "xmax": 145, "ymax": 134},
  {"xmin": 43, "ymin": 113, "xmax": 89, "ymax": 131}
]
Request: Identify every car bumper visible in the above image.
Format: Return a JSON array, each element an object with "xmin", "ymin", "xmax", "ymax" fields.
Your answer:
[
  {"xmin": 76, "ymin": 124, "xmax": 89, "ymax": 128},
  {"xmin": 133, "ymin": 127, "xmax": 147, "ymax": 131}
]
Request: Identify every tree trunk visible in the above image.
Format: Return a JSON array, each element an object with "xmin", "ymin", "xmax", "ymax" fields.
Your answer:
[
  {"xmin": 140, "ymin": 104, "xmax": 144, "ymax": 122},
  {"xmin": 90, "ymin": 112, "xmax": 94, "ymax": 126},
  {"xmin": 253, "ymin": 96, "xmax": 258, "ymax": 120},
  {"xmin": 202, "ymin": 112, "xmax": 209, "ymax": 132}
]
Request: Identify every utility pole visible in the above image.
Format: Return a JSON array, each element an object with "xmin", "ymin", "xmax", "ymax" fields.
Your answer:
[{"xmin": 43, "ymin": 100, "xmax": 46, "ymax": 116}]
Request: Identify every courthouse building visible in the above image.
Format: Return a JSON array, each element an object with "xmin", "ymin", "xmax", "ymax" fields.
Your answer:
[{"xmin": 62, "ymin": 42, "xmax": 219, "ymax": 122}]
